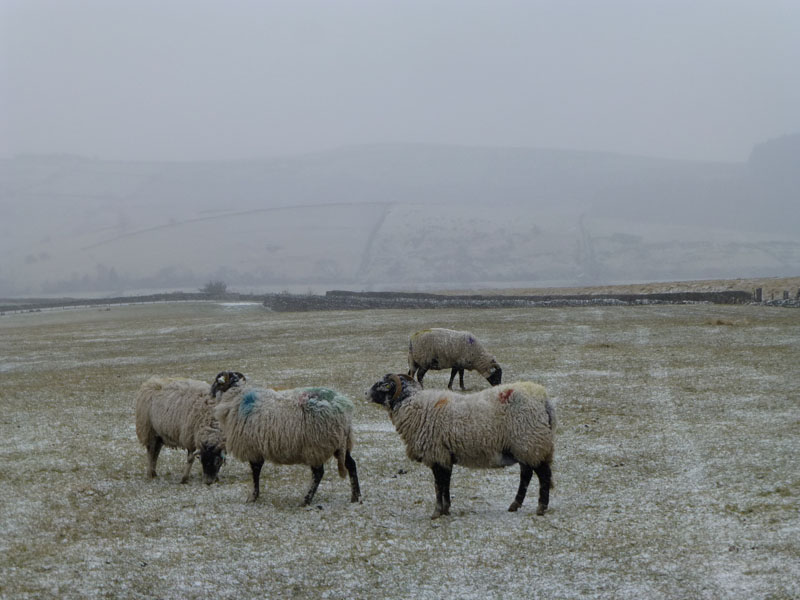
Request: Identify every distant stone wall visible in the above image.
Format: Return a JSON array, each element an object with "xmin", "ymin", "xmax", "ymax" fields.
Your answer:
[
  {"xmin": 262, "ymin": 289, "xmax": 754, "ymax": 312},
  {"xmin": 7, "ymin": 288, "xmax": 797, "ymax": 316},
  {"xmin": 0, "ymin": 292, "xmax": 257, "ymax": 314}
]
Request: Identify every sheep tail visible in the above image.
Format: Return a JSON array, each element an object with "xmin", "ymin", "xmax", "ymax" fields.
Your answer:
[
  {"xmin": 336, "ymin": 447, "xmax": 347, "ymax": 478},
  {"xmin": 336, "ymin": 427, "xmax": 354, "ymax": 478},
  {"xmin": 545, "ymin": 398, "xmax": 557, "ymax": 432}
]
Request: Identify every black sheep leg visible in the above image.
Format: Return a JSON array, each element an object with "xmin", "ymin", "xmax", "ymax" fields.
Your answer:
[
  {"xmin": 345, "ymin": 451, "xmax": 361, "ymax": 502},
  {"xmin": 431, "ymin": 463, "xmax": 452, "ymax": 519},
  {"xmin": 417, "ymin": 368, "xmax": 428, "ymax": 387},
  {"xmin": 533, "ymin": 461, "xmax": 552, "ymax": 515},
  {"xmin": 508, "ymin": 463, "xmax": 534, "ymax": 512},
  {"xmin": 448, "ymin": 368, "xmax": 458, "ymax": 389},
  {"xmin": 248, "ymin": 460, "xmax": 263, "ymax": 503},
  {"xmin": 303, "ymin": 465, "xmax": 325, "ymax": 506}
]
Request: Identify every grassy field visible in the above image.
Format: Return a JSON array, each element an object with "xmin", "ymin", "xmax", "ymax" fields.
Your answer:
[{"xmin": 1, "ymin": 301, "xmax": 798, "ymax": 599}]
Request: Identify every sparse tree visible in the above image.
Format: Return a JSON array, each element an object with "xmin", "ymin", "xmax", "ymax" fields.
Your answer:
[{"xmin": 201, "ymin": 280, "xmax": 227, "ymax": 297}]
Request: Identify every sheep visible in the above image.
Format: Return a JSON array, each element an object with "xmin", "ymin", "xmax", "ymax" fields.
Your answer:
[
  {"xmin": 211, "ymin": 371, "xmax": 361, "ymax": 506},
  {"xmin": 367, "ymin": 373, "xmax": 555, "ymax": 519},
  {"xmin": 408, "ymin": 328, "xmax": 502, "ymax": 390},
  {"xmin": 134, "ymin": 376, "xmax": 227, "ymax": 485}
]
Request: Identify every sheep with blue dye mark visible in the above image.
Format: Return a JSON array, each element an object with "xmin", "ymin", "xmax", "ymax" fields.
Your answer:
[
  {"xmin": 368, "ymin": 373, "xmax": 556, "ymax": 519},
  {"xmin": 135, "ymin": 376, "xmax": 228, "ymax": 485},
  {"xmin": 211, "ymin": 371, "xmax": 361, "ymax": 506},
  {"xmin": 408, "ymin": 328, "xmax": 502, "ymax": 390}
]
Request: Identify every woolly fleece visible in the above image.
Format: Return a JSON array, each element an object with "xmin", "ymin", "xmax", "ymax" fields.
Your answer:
[{"xmin": 388, "ymin": 381, "xmax": 555, "ymax": 470}]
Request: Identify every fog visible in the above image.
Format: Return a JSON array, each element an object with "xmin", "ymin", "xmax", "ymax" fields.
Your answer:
[
  {"xmin": 1, "ymin": 1, "xmax": 799, "ymax": 296},
  {"xmin": 4, "ymin": 1, "xmax": 799, "ymax": 162}
]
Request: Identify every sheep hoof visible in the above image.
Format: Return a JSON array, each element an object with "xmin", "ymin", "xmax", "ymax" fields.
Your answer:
[
  {"xmin": 180, "ymin": 478, "xmax": 189, "ymax": 484},
  {"xmin": 246, "ymin": 494, "xmax": 258, "ymax": 503},
  {"xmin": 536, "ymin": 503, "xmax": 547, "ymax": 516},
  {"xmin": 508, "ymin": 501, "xmax": 521, "ymax": 512}
]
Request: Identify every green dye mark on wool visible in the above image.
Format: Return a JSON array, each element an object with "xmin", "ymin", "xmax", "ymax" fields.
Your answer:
[{"xmin": 300, "ymin": 387, "xmax": 353, "ymax": 414}]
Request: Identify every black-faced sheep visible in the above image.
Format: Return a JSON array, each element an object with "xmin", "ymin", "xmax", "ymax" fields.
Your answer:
[
  {"xmin": 135, "ymin": 376, "xmax": 227, "ymax": 485},
  {"xmin": 211, "ymin": 371, "xmax": 361, "ymax": 506},
  {"xmin": 368, "ymin": 373, "xmax": 555, "ymax": 519},
  {"xmin": 408, "ymin": 328, "xmax": 502, "ymax": 390}
]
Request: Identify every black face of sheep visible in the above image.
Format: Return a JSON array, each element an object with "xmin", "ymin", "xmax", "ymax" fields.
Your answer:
[
  {"xmin": 367, "ymin": 373, "xmax": 420, "ymax": 410},
  {"xmin": 198, "ymin": 444, "xmax": 225, "ymax": 485},
  {"xmin": 487, "ymin": 365, "xmax": 503, "ymax": 386},
  {"xmin": 210, "ymin": 371, "xmax": 246, "ymax": 397}
]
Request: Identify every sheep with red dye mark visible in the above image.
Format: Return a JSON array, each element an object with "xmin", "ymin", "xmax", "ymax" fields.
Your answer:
[
  {"xmin": 408, "ymin": 328, "xmax": 502, "ymax": 390},
  {"xmin": 135, "ymin": 376, "xmax": 227, "ymax": 485},
  {"xmin": 368, "ymin": 374, "xmax": 556, "ymax": 519},
  {"xmin": 211, "ymin": 371, "xmax": 361, "ymax": 506}
]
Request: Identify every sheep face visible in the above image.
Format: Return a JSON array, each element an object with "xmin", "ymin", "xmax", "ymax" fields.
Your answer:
[
  {"xmin": 367, "ymin": 374, "xmax": 420, "ymax": 410},
  {"xmin": 197, "ymin": 443, "xmax": 225, "ymax": 485},
  {"xmin": 487, "ymin": 363, "xmax": 503, "ymax": 386},
  {"xmin": 210, "ymin": 371, "xmax": 246, "ymax": 397}
]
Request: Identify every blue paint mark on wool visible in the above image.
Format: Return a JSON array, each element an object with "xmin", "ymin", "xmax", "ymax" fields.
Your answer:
[{"xmin": 239, "ymin": 390, "xmax": 260, "ymax": 417}]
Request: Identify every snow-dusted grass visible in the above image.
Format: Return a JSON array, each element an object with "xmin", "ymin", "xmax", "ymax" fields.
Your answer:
[{"xmin": 1, "ymin": 302, "xmax": 798, "ymax": 599}]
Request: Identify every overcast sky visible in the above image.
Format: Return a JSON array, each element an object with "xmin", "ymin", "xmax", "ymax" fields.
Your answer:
[{"xmin": 2, "ymin": 0, "xmax": 798, "ymax": 162}]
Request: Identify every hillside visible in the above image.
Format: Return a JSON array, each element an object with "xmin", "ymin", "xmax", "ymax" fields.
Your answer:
[{"xmin": 1, "ymin": 138, "xmax": 799, "ymax": 297}]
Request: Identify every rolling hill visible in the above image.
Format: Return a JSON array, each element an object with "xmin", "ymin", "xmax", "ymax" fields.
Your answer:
[{"xmin": 1, "ymin": 136, "xmax": 798, "ymax": 296}]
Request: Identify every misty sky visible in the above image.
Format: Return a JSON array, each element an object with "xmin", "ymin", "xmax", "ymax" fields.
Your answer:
[{"xmin": 2, "ymin": 0, "xmax": 799, "ymax": 162}]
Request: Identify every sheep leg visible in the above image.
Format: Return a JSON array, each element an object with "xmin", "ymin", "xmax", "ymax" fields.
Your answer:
[
  {"xmin": 180, "ymin": 449, "xmax": 195, "ymax": 484},
  {"xmin": 458, "ymin": 369, "xmax": 465, "ymax": 390},
  {"xmin": 533, "ymin": 461, "xmax": 552, "ymax": 515},
  {"xmin": 303, "ymin": 465, "xmax": 325, "ymax": 506},
  {"xmin": 431, "ymin": 463, "xmax": 452, "ymax": 519},
  {"xmin": 248, "ymin": 460, "xmax": 263, "ymax": 503},
  {"xmin": 509, "ymin": 463, "xmax": 534, "ymax": 512},
  {"xmin": 447, "ymin": 368, "xmax": 458, "ymax": 390},
  {"xmin": 146, "ymin": 437, "xmax": 163, "ymax": 478},
  {"xmin": 416, "ymin": 367, "xmax": 427, "ymax": 387},
  {"xmin": 345, "ymin": 451, "xmax": 361, "ymax": 503}
]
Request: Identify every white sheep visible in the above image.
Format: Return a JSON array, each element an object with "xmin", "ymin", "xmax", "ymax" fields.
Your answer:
[
  {"xmin": 367, "ymin": 373, "xmax": 555, "ymax": 519},
  {"xmin": 135, "ymin": 376, "xmax": 226, "ymax": 485},
  {"xmin": 408, "ymin": 328, "xmax": 502, "ymax": 390},
  {"xmin": 211, "ymin": 371, "xmax": 361, "ymax": 506}
]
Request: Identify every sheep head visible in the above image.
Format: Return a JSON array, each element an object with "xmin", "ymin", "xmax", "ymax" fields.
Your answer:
[
  {"xmin": 196, "ymin": 425, "xmax": 225, "ymax": 484},
  {"xmin": 487, "ymin": 361, "xmax": 503, "ymax": 386},
  {"xmin": 367, "ymin": 373, "xmax": 420, "ymax": 410},
  {"xmin": 211, "ymin": 371, "xmax": 246, "ymax": 397}
]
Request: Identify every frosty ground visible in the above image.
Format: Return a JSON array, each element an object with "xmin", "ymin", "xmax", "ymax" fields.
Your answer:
[{"xmin": 1, "ymin": 302, "xmax": 798, "ymax": 599}]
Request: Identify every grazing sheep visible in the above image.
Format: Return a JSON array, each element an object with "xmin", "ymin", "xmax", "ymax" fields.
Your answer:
[
  {"xmin": 408, "ymin": 328, "xmax": 502, "ymax": 390},
  {"xmin": 368, "ymin": 373, "xmax": 555, "ymax": 519},
  {"xmin": 135, "ymin": 376, "xmax": 226, "ymax": 485},
  {"xmin": 211, "ymin": 371, "xmax": 361, "ymax": 506}
]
